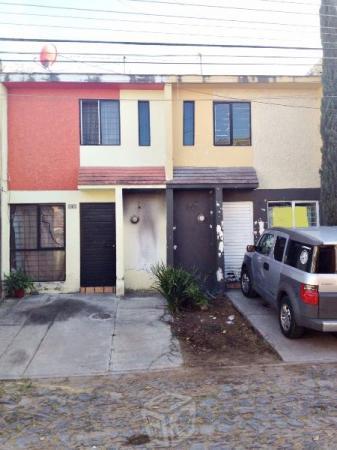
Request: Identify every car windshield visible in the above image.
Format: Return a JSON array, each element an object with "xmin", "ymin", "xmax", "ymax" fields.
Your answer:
[{"xmin": 315, "ymin": 246, "xmax": 337, "ymax": 274}]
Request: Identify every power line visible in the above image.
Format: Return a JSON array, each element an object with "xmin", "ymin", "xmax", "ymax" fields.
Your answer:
[
  {"xmin": 0, "ymin": 51, "xmax": 323, "ymax": 58},
  {"xmin": 125, "ymin": 0, "xmax": 321, "ymax": 16},
  {"xmin": 0, "ymin": 1, "xmax": 324, "ymax": 30},
  {"xmin": 0, "ymin": 58, "xmax": 322, "ymax": 66},
  {"xmin": 1, "ymin": 7, "xmax": 325, "ymax": 34},
  {"xmin": 0, "ymin": 20, "xmax": 318, "ymax": 45},
  {"xmin": 258, "ymin": 0, "xmax": 320, "ymax": 6},
  {"xmin": 0, "ymin": 7, "xmax": 324, "ymax": 36},
  {"xmin": 125, "ymin": 0, "xmax": 328, "ymax": 8},
  {"xmin": 0, "ymin": 37, "xmax": 323, "ymax": 51}
]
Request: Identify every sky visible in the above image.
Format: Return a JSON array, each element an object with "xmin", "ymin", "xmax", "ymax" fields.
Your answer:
[{"xmin": 0, "ymin": 0, "xmax": 323, "ymax": 76}]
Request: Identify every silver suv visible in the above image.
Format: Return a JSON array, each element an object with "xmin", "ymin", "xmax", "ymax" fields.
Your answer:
[{"xmin": 240, "ymin": 227, "xmax": 337, "ymax": 339}]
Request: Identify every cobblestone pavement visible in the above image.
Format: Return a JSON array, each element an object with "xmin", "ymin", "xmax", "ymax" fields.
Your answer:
[{"xmin": 1, "ymin": 362, "xmax": 337, "ymax": 449}]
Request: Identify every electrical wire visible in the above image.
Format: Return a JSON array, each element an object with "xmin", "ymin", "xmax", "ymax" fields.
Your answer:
[
  {"xmin": 0, "ymin": 37, "xmax": 323, "ymax": 50},
  {"xmin": 124, "ymin": 0, "xmax": 321, "ymax": 16},
  {"xmin": 0, "ymin": 20, "xmax": 320, "ymax": 45},
  {"xmin": 0, "ymin": 58, "xmax": 322, "ymax": 66},
  {"xmin": 0, "ymin": 51, "xmax": 324, "ymax": 59},
  {"xmin": 0, "ymin": 1, "xmax": 325, "ymax": 30},
  {"xmin": 0, "ymin": 8, "xmax": 323, "ymax": 36}
]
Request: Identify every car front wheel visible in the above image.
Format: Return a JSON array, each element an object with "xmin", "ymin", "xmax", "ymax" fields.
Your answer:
[
  {"xmin": 279, "ymin": 296, "xmax": 304, "ymax": 339},
  {"xmin": 240, "ymin": 267, "xmax": 257, "ymax": 298}
]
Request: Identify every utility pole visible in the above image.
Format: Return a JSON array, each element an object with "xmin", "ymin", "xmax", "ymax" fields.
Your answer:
[{"xmin": 320, "ymin": 0, "xmax": 337, "ymax": 224}]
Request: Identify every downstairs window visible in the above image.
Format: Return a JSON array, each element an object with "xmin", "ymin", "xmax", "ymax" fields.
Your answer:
[
  {"xmin": 267, "ymin": 201, "xmax": 319, "ymax": 228},
  {"xmin": 10, "ymin": 204, "xmax": 65, "ymax": 282}
]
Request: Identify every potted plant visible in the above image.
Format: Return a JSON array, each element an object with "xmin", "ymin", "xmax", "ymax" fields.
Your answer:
[{"xmin": 4, "ymin": 270, "xmax": 34, "ymax": 298}]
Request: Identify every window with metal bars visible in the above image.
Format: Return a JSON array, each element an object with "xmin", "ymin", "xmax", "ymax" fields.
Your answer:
[
  {"xmin": 80, "ymin": 99, "xmax": 120, "ymax": 145},
  {"xmin": 267, "ymin": 201, "xmax": 319, "ymax": 228},
  {"xmin": 213, "ymin": 101, "xmax": 251, "ymax": 146},
  {"xmin": 10, "ymin": 205, "xmax": 66, "ymax": 282}
]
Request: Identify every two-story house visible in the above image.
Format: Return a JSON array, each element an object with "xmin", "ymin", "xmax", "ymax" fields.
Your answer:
[
  {"xmin": 0, "ymin": 74, "xmax": 321, "ymax": 295},
  {"xmin": 0, "ymin": 77, "xmax": 171, "ymax": 295},
  {"xmin": 167, "ymin": 75, "xmax": 321, "ymax": 288}
]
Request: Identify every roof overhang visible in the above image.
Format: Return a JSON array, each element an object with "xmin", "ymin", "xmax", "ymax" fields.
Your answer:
[
  {"xmin": 167, "ymin": 167, "xmax": 259, "ymax": 189},
  {"xmin": 78, "ymin": 166, "xmax": 166, "ymax": 188}
]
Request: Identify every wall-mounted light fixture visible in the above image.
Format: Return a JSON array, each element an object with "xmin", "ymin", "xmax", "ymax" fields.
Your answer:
[
  {"xmin": 130, "ymin": 215, "xmax": 140, "ymax": 224},
  {"xmin": 197, "ymin": 214, "xmax": 205, "ymax": 223}
]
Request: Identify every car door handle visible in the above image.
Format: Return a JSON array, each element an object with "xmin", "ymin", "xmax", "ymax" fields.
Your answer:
[{"xmin": 263, "ymin": 262, "xmax": 269, "ymax": 271}]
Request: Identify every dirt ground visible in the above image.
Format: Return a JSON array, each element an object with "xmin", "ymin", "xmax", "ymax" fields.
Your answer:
[{"xmin": 172, "ymin": 296, "xmax": 279, "ymax": 366}]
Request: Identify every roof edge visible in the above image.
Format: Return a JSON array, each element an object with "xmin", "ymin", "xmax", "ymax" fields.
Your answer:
[{"xmin": 0, "ymin": 73, "xmax": 321, "ymax": 85}]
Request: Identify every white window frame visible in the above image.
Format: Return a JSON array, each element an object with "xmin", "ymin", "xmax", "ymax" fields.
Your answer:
[{"xmin": 267, "ymin": 200, "xmax": 320, "ymax": 228}]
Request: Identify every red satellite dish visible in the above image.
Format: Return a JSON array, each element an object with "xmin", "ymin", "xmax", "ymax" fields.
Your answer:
[{"xmin": 40, "ymin": 44, "xmax": 57, "ymax": 69}]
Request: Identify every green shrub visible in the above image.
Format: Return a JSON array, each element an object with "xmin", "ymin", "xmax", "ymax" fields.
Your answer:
[
  {"xmin": 4, "ymin": 270, "xmax": 34, "ymax": 297},
  {"xmin": 151, "ymin": 263, "xmax": 208, "ymax": 312}
]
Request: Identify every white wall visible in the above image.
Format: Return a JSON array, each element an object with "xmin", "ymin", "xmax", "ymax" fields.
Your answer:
[{"xmin": 123, "ymin": 190, "xmax": 166, "ymax": 290}]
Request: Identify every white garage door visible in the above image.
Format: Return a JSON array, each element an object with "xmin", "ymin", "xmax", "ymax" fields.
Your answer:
[{"xmin": 222, "ymin": 202, "xmax": 254, "ymax": 282}]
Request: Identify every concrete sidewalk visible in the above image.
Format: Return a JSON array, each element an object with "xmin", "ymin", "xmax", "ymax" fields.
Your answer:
[
  {"xmin": 0, "ymin": 294, "xmax": 182, "ymax": 379},
  {"xmin": 227, "ymin": 290, "xmax": 337, "ymax": 363}
]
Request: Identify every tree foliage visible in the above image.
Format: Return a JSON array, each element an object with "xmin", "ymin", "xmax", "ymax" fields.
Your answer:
[{"xmin": 320, "ymin": 0, "xmax": 337, "ymax": 224}]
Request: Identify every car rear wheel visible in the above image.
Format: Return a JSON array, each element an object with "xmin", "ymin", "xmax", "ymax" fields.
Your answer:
[
  {"xmin": 279, "ymin": 296, "xmax": 304, "ymax": 339},
  {"xmin": 240, "ymin": 267, "xmax": 257, "ymax": 298}
]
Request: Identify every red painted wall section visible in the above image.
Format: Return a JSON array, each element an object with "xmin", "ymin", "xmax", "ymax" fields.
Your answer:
[{"xmin": 6, "ymin": 82, "xmax": 162, "ymax": 191}]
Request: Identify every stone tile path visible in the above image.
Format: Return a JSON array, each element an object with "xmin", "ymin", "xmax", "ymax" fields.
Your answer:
[{"xmin": 0, "ymin": 294, "xmax": 182, "ymax": 379}]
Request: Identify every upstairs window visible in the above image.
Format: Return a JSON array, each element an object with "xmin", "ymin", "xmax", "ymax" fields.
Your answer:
[
  {"xmin": 183, "ymin": 101, "xmax": 195, "ymax": 146},
  {"xmin": 138, "ymin": 101, "xmax": 151, "ymax": 146},
  {"xmin": 80, "ymin": 99, "xmax": 120, "ymax": 145},
  {"xmin": 213, "ymin": 101, "xmax": 251, "ymax": 146},
  {"xmin": 10, "ymin": 205, "xmax": 65, "ymax": 282}
]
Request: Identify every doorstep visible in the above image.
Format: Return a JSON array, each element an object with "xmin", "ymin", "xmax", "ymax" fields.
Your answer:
[{"xmin": 80, "ymin": 286, "xmax": 116, "ymax": 294}]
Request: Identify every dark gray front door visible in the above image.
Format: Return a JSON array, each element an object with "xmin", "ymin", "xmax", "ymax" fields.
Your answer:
[
  {"xmin": 173, "ymin": 189, "xmax": 215, "ymax": 289},
  {"xmin": 80, "ymin": 203, "xmax": 116, "ymax": 287}
]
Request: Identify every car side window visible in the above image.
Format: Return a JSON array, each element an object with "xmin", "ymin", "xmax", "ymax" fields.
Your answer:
[
  {"xmin": 285, "ymin": 240, "xmax": 313, "ymax": 272},
  {"xmin": 274, "ymin": 236, "xmax": 287, "ymax": 262},
  {"xmin": 256, "ymin": 233, "xmax": 275, "ymax": 256}
]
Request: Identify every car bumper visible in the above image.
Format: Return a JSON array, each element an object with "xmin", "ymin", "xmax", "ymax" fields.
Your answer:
[{"xmin": 302, "ymin": 318, "xmax": 337, "ymax": 332}]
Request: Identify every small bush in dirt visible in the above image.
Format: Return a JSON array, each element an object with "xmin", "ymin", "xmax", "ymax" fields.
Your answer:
[{"xmin": 151, "ymin": 263, "xmax": 208, "ymax": 312}]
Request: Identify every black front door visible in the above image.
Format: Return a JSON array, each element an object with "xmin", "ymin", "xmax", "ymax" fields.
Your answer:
[
  {"xmin": 80, "ymin": 203, "xmax": 116, "ymax": 287},
  {"xmin": 173, "ymin": 189, "xmax": 216, "ymax": 289}
]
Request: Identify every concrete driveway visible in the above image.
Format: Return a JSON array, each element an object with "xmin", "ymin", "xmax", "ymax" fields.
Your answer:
[
  {"xmin": 228, "ymin": 290, "xmax": 337, "ymax": 363},
  {"xmin": 0, "ymin": 294, "xmax": 182, "ymax": 379}
]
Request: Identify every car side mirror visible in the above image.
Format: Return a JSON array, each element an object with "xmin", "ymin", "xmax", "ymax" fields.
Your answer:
[{"xmin": 246, "ymin": 244, "xmax": 256, "ymax": 253}]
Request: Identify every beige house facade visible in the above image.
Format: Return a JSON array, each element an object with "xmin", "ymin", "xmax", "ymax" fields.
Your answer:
[{"xmin": 0, "ymin": 74, "xmax": 322, "ymax": 294}]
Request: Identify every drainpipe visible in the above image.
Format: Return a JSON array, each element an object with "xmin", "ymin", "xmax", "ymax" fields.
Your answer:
[{"xmin": 0, "ymin": 84, "xmax": 8, "ymax": 299}]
